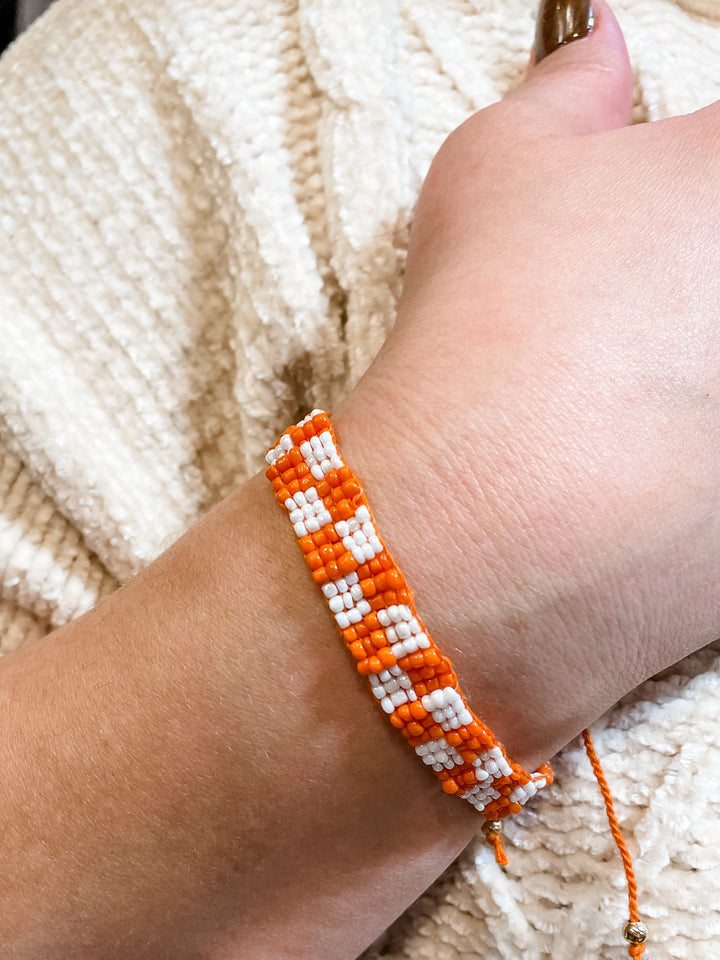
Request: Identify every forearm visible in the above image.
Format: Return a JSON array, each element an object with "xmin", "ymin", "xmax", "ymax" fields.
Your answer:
[{"xmin": 0, "ymin": 413, "xmax": 479, "ymax": 960}]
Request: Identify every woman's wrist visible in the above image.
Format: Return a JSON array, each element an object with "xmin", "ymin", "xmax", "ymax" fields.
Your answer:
[
  {"xmin": 332, "ymin": 347, "xmax": 681, "ymax": 773},
  {"xmin": 331, "ymin": 381, "xmax": 563, "ymax": 772}
]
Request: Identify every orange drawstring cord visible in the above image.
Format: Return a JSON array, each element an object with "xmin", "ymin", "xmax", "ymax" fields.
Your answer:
[
  {"xmin": 582, "ymin": 728, "xmax": 647, "ymax": 957},
  {"xmin": 483, "ymin": 730, "xmax": 648, "ymax": 956}
]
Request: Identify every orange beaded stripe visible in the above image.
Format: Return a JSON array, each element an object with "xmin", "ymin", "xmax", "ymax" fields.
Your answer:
[{"xmin": 265, "ymin": 409, "xmax": 553, "ymax": 821}]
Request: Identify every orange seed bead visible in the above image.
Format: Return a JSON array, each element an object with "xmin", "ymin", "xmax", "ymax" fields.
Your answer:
[
  {"xmin": 319, "ymin": 544, "xmax": 335, "ymax": 564},
  {"xmin": 298, "ymin": 535, "xmax": 315, "ymax": 554},
  {"xmin": 338, "ymin": 552, "xmax": 357, "ymax": 575},
  {"xmin": 377, "ymin": 647, "xmax": 397, "ymax": 667}
]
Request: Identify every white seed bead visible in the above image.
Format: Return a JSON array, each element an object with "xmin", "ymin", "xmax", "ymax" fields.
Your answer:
[
  {"xmin": 347, "ymin": 608, "xmax": 362, "ymax": 624},
  {"xmin": 336, "ymin": 578, "xmax": 348, "ymax": 593},
  {"xmin": 350, "ymin": 583, "xmax": 363, "ymax": 601},
  {"xmin": 328, "ymin": 596, "xmax": 344, "ymax": 613},
  {"xmin": 293, "ymin": 521, "xmax": 307, "ymax": 537},
  {"xmin": 343, "ymin": 593, "xmax": 354, "ymax": 609},
  {"xmin": 369, "ymin": 535, "xmax": 383, "ymax": 553},
  {"xmin": 322, "ymin": 582, "xmax": 338, "ymax": 599},
  {"xmin": 305, "ymin": 517, "xmax": 320, "ymax": 533},
  {"xmin": 395, "ymin": 622, "xmax": 411, "ymax": 640},
  {"xmin": 336, "ymin": 520, "xmax": 349, "ymax": 537},
  {"xmin": 362, "ymin": 542, "xmax": 375, "ymax": 561},
  {"xmin": 311, "ymin": 464, "xmax": 324, "ymax": 480},
  {"xmin": 335, "ymin": 611, "xmax": 350, "ymax": 629},
  {"xmin": 347, "ymin": 517, "xmax": 360, "ymax": 533},
  {"xmin": 293, "ymin": 491, "xmax": 307, "ymax": 507},
  {"xmin": 280, "ymin": 434, "xmax": 293, "ymax": 451},
  {"xmin": 285, "ymin": 498, "xmax": 296, "ymax": 510},
  {"xmin": 305, "ymin": 487, "xmax": 319, "ymax": 503},
  {"xmin": 356, "ymin": 505, "xmax": 370, "ymax": 522},
  {"xmin": 380, "ymin": 697, "xmax": 394, "ymax": 714},
  {"xmin": 377, "ymin": 609, "xmax": 391, "ymax": 627},
  {"xmin": 289, "ymin": 509, "xmax": 303, "ymax": 524}
]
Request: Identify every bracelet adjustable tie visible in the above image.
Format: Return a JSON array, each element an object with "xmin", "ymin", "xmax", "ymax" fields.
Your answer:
[{"xmin": 265, "ymin": 408, "xmax": 647, "ymax": 957}]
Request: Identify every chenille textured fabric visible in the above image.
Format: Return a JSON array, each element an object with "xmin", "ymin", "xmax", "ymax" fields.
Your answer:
[{"xmin": 1, "ymin": 1, "xmax": 719, "ymax": 957}]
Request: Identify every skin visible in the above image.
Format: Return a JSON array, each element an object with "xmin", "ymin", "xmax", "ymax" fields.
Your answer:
[{"xmin": 1, "ymin": 1, "xmax": 719, "ymax": 957}]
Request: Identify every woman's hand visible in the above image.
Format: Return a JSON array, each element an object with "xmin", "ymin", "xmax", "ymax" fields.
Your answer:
[{"xmin": 337, "ymin": 0, "xmax": 720, "ymax": 771}]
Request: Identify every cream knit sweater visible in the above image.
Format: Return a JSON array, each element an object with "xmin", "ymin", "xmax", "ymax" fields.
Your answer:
[{"xmin": 1, "ymin": 1, "xmax": 719, "ymax": 957}]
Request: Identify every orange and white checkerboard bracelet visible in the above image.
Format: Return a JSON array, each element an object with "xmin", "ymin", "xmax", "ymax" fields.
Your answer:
[{"xmin": 264, "ymin": 408, "xmax": 553, "ymax": 831}]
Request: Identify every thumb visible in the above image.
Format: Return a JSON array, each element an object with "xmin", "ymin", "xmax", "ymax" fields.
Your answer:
[{"xmin": 507, "ymin": 0, "xmax": 633, "ymax": 136}]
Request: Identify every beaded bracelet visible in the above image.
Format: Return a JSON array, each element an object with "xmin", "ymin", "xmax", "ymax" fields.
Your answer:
[
  {"xmin": 264, "ymin": 408, "xmax": 552, "ymax": 828},
  {"xmin": 266, "ymin": 408, "xmax": 649, "ymax": 957}
]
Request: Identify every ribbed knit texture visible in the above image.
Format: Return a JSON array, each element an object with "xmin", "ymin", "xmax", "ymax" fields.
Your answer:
[{"xmin": 1, "ymin": 1, "xmax": 719, "ymax": 956}]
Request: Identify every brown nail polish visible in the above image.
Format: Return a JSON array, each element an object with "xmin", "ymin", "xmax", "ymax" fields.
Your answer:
[{"xmin": 534, "ymin": 0, "xmax": 594, "ymax": 63}]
